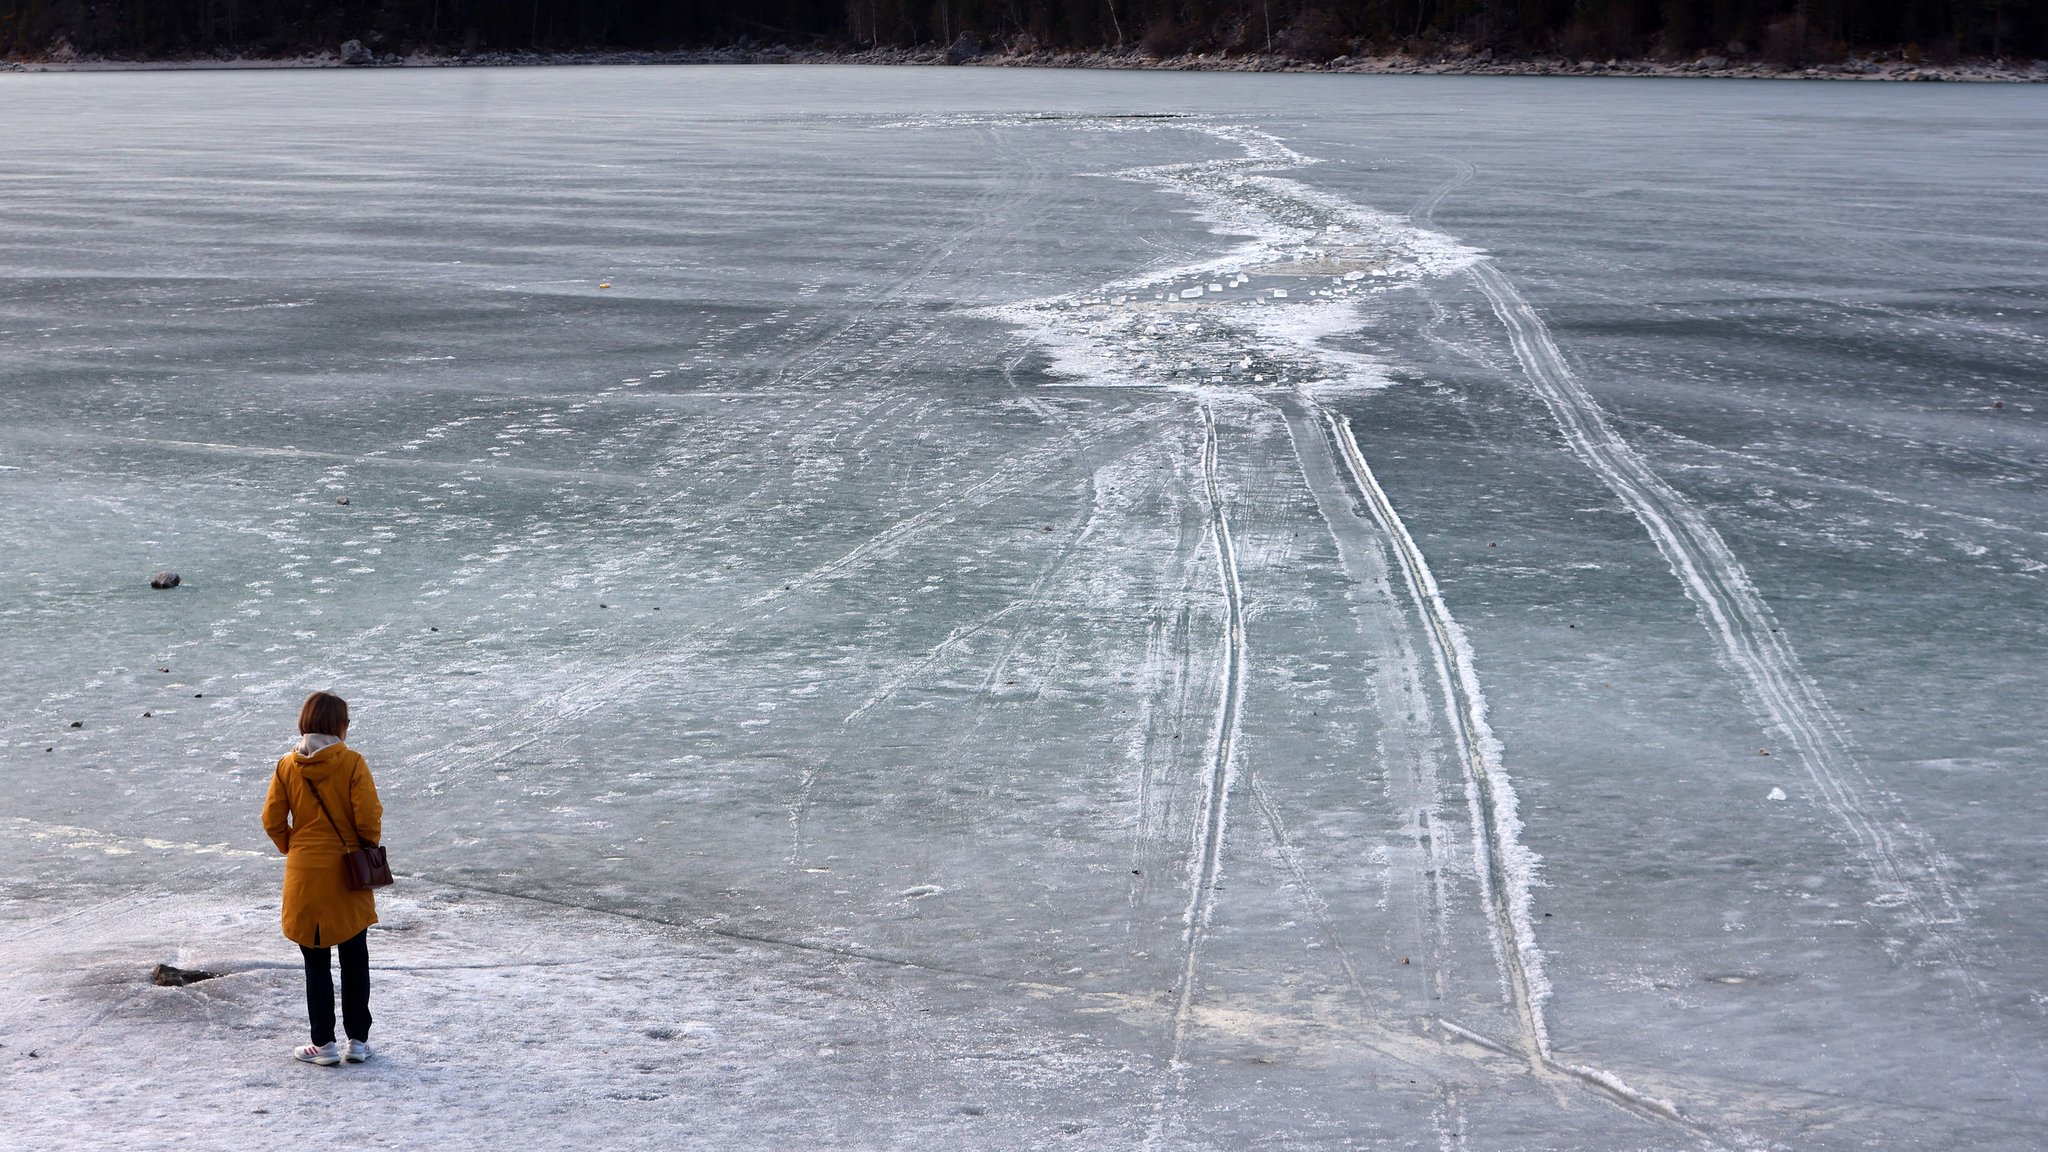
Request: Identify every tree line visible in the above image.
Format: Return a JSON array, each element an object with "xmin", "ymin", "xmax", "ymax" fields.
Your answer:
[{"xmin": 4, "ymin": 0, "xmax": 2042, "ymax": 62}]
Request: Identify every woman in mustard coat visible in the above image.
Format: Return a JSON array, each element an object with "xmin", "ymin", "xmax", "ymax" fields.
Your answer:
[{"xmin": 263, "ymin": 691, "xmax": 383, "ymax": 1066}]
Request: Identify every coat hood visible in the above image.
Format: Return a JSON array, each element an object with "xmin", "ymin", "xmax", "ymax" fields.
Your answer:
[{"xmin": 287, "ymin": 737, "xmax": 355, "ymax": 783}]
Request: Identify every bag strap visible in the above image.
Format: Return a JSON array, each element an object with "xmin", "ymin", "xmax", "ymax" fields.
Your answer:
[{"xmin": 298, "ymin": 761, "xmax": 364, "ymax": 853}]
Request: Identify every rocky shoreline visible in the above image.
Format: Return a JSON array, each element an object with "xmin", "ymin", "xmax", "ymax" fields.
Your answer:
[{"xmin": 7, "ymin": 41, "xmax": 2045, "ymax": 83}]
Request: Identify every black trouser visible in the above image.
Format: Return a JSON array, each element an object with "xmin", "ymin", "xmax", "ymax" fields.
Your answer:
[{"xmin": 301, "ymin": 929, "xmax": 371, "ymax": 1046}]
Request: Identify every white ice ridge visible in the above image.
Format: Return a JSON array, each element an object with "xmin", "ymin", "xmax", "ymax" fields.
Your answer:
[{"xmin": 888, "ymin": 113, "xmax": 1482, "ymax": 398}]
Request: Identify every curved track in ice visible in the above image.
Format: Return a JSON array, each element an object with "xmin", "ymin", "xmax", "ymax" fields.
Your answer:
[
  {"xmin": 1144, "ymin": 404, "xmax": 1251, "ymax": 1150},
  {"xmin": 1413, "ymin": 163, "xmax": 1980, "ymax": 1010},
  {"xmin": 935, "ymin": 114, "xmax": 1706, "ymax": 1139}
]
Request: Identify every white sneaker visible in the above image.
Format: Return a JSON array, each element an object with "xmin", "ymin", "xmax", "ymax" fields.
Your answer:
[
  {"xmin": 293, "ymin": 1042, "xmax": 341, "ymax": 1066},
  {"xmin": 344, "ymin": 1038, "xmax": 373, "ymax": 1064}
]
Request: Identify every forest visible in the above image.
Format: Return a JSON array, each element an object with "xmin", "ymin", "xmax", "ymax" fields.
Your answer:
[{"xmin": 4, "ymin": 0, "xmax": 2043, "ymax": 63}]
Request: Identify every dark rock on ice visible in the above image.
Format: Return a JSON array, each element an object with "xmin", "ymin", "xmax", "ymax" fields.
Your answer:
[
  {"xmin": 150, "ymin": 571, "xmax": 181, "ymax": 589},
  {"xmin": 70, "ymin": 720, "xmax": 83, "ymax": 728},
  {"xmin": 340, "ymin": 39, "xmax": 374, "ymax": 65},
  {"xmin": 336, "ymin": 496, "xmax": 351, "ymax": 505},
  {"xmin": 151, "ymin": 963, "xmax": 219, "ymax": 986}
]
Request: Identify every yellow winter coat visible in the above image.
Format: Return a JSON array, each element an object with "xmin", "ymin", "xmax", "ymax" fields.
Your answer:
[{"xmin": 262, "ymin": 741, "xmax": 383, "ymax": 948}]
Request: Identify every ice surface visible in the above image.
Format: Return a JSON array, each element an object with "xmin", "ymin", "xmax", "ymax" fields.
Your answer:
[{"xmin": 2, "ymin": 67, "xmax": 2045, "ymax": 1150}]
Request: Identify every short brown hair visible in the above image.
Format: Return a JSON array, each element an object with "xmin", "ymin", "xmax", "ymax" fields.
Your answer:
[{"xmin": 298, "ymin": 691, "xmax": 350, "ymax": 737}]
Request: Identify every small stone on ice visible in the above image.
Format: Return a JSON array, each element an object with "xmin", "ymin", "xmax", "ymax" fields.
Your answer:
[
  {"xmin": 336, "ymin": 496, "xmax": 350, "ymax": 505},
  {"xmin": 70, "ymin": 720, "xmax": 83, "ymax": 728},
  {"xmin": 150, "ymin": 571, "xmax": 181, "ymax": 589},
  {"xmin": 1768, "ymin": 787, "xmax": 1787, "ymax": 801},
  {"xmin": 151, "ymin": 963, "xmax": 218, "ymax": 986}
]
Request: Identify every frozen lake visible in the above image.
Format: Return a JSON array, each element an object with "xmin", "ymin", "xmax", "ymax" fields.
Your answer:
[{"xmin": 2, "ymin": 66, "xmax": 2044, "ymax": 1149}]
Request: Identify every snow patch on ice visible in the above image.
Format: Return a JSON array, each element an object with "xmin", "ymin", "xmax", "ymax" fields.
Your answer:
[{"xmin": 890, "ymin": 115, "xmax": 1478, "ymax": 399}]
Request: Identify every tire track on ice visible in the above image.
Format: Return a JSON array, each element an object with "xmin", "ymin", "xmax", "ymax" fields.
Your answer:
[
  {"xmin": 1315, "ymin": 399, "xmax": 1708, "ymax": 1134},
  {"xmin": 1313, "ymin": 400, "xmax": 1548, "ymax": 1068},
  {"xmin": 1417, "ymin": 162, "xmax": 1973, "ymax": 992},
  {"xmin": 1463, "ymin": 250, "xmax": 1978, "ymax": 989},
  {"xmin": 1272, "ymin": 395, "xmax": 1463, "ymax": 1029},
  {"xmin": 1144, "ymin": 403, "xmax": 1249, "ymax": 1150}
]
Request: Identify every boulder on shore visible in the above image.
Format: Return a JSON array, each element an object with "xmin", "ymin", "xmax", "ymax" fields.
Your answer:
[
  {"xmin": 340, "ymin": 39, "xmax": 374, "ymax": 66},
  {"xmin": 149, "ymin": 571, "xmax": 181, "ymax": 589},
  {"xmin": 946, "ymin": 32, "xmax": 981, "ymax": 65}
]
